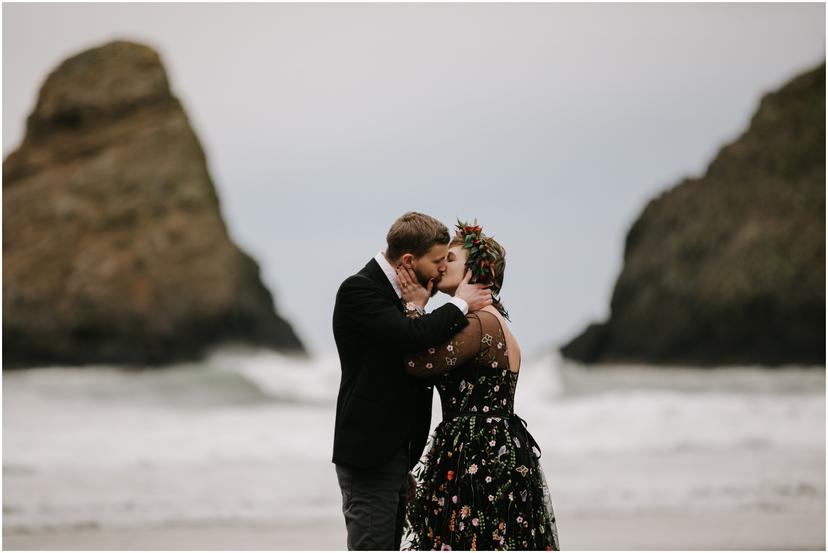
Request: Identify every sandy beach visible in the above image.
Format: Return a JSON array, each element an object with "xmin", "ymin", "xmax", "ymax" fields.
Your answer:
[{"xmin": 4, "ymin": 509, "xmax": 825, "ymax": 550}]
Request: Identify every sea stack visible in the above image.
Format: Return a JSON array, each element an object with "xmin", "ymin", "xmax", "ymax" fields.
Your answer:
[
  {"xmin": 3, "ymin": 40, "xmax": 305, "ymax": 368},
  {"xmin": 561, "ymin": 62, "xmax": 825, "ymax": 367}
]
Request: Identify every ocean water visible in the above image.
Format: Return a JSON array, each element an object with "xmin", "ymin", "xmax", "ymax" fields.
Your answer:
[{"xmin": 2, "ymin": 347, "xmax": 825, "ymax": 534}]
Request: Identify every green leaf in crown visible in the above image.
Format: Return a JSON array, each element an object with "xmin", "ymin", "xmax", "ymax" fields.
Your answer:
[{"xmin": 455, "ymin": 218, "xmax": 497, "ymax": 286}]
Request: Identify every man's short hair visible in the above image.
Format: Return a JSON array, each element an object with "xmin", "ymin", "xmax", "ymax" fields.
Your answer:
[{"xmin": 386, "ymin": 212, "xmax": 450, "ymax": 261}]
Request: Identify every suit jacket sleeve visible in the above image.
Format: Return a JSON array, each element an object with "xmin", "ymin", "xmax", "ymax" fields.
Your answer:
[{"xmin": 336, "ymin": 275, "xmax": 469, "ymax": 353}]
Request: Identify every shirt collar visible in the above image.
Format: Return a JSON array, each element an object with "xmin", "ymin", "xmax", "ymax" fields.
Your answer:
[{"xmin": 374, "ymin": 251, "xmax": 402, "ymax": 299}]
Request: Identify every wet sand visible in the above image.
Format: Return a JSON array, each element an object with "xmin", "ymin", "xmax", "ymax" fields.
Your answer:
[{"xmin": 5, "ymin": 509, "xmax": 825, "ymax": 550}]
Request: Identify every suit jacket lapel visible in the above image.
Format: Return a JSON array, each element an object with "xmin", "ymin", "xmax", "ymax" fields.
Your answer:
[{"xmin": 361, "ymin": 258, "xmax": 404, "ymax": 311}]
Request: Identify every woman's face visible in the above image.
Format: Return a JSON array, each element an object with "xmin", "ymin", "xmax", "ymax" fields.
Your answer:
[{"xmin": 437, "ymin": 245, "xmax": 468, "ymax": 295}]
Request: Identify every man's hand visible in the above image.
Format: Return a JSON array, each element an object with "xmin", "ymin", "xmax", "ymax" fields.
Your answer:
[
  {"xmin": 396, "ymin": 266, "xmax": 432, "ymax": 308},
  {"xmin": 454, "ymin": 270, "xmax": 492, "ymax": 312},
  {"xmin": 407, "ymin": 472, "xmax": 418, "ymax": 501}
]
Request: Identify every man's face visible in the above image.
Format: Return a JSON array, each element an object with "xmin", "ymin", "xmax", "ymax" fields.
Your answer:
[{"xmin": 400, "ymin": 244, "xmax": 449, "ymax": 296}]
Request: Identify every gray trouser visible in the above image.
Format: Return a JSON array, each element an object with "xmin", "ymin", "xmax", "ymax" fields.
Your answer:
[{"xmin": 335, "ymin": 446, "xmax": 409, "ymax": 550}]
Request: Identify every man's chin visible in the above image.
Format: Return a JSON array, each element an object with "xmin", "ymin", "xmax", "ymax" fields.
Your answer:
[
  {"xmin": 436, "ymin": 282, "xmax": 454, "ymax": 296},
  {"xmin": 419, "ymin": 278, "xmax": 443, "ymax": 297}
]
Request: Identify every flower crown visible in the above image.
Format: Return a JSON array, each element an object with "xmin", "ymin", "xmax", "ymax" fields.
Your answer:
[{"xmin": 455, "ymin": 218, "xmax": 500, "ymax": 292}]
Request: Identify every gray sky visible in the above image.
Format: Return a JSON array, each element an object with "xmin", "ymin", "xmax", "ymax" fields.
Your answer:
[{"xmin": 3, "ymin": 3, "xmax": 825, "ymax": 357}]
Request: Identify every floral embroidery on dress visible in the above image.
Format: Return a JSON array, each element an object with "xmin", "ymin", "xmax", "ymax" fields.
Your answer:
[{"xmin": 403, "ymin": 311, "xmax": 560, "ymax": 551}]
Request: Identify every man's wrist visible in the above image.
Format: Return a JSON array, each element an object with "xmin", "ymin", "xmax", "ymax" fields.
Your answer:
[
  {"xmin": 448, "ymin": 297, "xmax": 469, "ymax": 315},
  {"xmin": 404, "ymin": 301, "xmax": 426, "ymax": 317}
]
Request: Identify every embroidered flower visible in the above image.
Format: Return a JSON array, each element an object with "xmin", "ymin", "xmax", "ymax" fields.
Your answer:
[
  {"xmin": 488, "ymin": 494, "xmax": 495, "ymax": 502},
  {"xmin": 472, "ymin": 518, "xmax": 480, "ymax": 527},
  {"xmin": 426, "ymin": 363, "xmax": 433, "ymax": 369},
  {"xmin": 485, "ymin": 475, "xmax": 493, "ymax": 483},
  {"xmin": 447, "ymin": 470, "xmax": 455, "ymax": 481},
  {"xmin": 481, "ymin": 334, "xmax": 493, "ymax": 345},
  {"xmin": 468, "ymin": 464, "xmax": 478, "ymax": 474},
  {"xmin": 438, "ymin": 497, "xmax": 445, "ymax": 506},
  {"xmin": 459, "ymin": 522, "xmax": 465, "ymax": 531},
  {"xmin": 460, "ymin": 505, "xmax": 471, "ymax": 518},
  {"xmin": 491, "ymin": 361, "xmax": 498, "ymax": 368},
  {"xmin": 441, "ymin": 545, "xmax": 452, "ymax": 551},
  {"xmin": 452, "ymin": 495, "xmax": 458, "ymax": 504},
  {"xmin": 446, "ymin": 344, "xmax": 454, "ymax": 352},
  {"xmin": 516, "ymin": 465, "xmax": 529, "ymax": 476},
  {"xmin": 494, "ymin": 385, "xmax": 500, "ymax": 392},
  {"xmin": 428, "ymin": 347, "xmax": 436, "ymax": 354},
  {"xmin": 489, "ymin": 440, "xmax": 496, "ymax": 447},
  {"xmin": 482, "ymin": 406, "xmax": 489, "ymax": 412},
  {"xmin": 508, "ymin": 492, "xmax": 514, "ymax": 501},
  {"xmin": 407, "ymin": 361, "xmax": 415, "ymax": 367},
  {"xmin": 497, "ymin": 342, "xmax": 504, "ymax": 349},
  {"xmin": 517, "ymin": 516, "xmax": 524, "ymax": 523}
]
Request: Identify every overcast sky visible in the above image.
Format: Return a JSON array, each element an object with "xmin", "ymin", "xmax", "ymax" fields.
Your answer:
[{"xmin": 3, "ymin": 3, "xmax": 825, "ymax": 357}]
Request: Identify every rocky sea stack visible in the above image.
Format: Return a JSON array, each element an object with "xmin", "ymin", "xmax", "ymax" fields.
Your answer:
[
  {"xmin": 3, "ymin": 40, "xmax": 305, "ymax": 368},
  {"xmin": 561, "ymin": 62, "xmax": 825, "ymax": 367}
]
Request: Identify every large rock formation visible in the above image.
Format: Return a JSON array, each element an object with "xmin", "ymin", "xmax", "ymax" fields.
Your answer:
[
  {"xmin": 561, "ymin": 62, "xmax": 825, "ymax": 367},
  {"xmin": 3, "ymin": 40, "xmax": 305, "ymax": 368}
]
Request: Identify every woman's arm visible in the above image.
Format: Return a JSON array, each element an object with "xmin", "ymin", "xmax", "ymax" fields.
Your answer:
[{"xmin": 402, "ymin": 312, "xmax": 484, "ymax": 377}]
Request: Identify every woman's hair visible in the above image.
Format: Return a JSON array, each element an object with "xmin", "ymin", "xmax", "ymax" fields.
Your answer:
[
  {"xmin": 450, "ymin": 233, "xmax": 510, "ymax": 320},
  {"xmin": 386, "ymin": 211, "xmax": 450, "ymax": 261}
]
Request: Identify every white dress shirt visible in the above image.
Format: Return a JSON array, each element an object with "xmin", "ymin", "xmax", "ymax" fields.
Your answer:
[{"xmin": 374, "ymin": 252, "xmax": 468, "ymax": 314}]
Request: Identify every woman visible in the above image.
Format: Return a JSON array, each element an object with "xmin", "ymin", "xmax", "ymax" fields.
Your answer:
[{"xmin": 396, "ymin": 220, "xmax": 560, "ymax": 551}]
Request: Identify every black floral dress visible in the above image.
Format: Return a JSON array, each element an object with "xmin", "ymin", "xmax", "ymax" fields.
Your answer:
[{"xmin": 402, "ymin": 310, "xmax": 560, "ymax": 551}]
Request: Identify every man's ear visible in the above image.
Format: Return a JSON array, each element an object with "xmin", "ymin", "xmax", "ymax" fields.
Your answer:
[{"xmin": 400, "ymin": 253, "xmax": 415, "ymax": 268}]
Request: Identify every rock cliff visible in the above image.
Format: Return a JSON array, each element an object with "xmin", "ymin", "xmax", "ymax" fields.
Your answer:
[
  {"xmin": 561, "ymin": 63, "xmax": 825, "ymax": 366},
  {"xmin": 4, "ymin": 40, "xmax": 305, "ymax": 368}
]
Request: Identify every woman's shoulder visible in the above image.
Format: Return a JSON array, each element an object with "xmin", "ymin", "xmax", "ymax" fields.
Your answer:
[
  {"xmin": 479, "ymin": 305, "xmax": 507, "ymax": 324},
  {"xmin": 474, "ymin": 307, "xmax": 510, "ymax": 336}
]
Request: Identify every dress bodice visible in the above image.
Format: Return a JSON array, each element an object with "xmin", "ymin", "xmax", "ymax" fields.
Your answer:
[{"xmin": 405, "ymin": 309, "xmax": 519, "ymax": 417}]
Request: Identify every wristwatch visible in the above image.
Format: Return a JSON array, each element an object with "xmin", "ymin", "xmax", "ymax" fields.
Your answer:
[{"xmin": 404, "ymin": 301, "xmax": 426, "ymax": 317}]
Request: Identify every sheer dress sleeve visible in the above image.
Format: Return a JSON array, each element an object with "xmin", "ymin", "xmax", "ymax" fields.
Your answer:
[
  {"xmin": 403, "ymin": 312, "xmax": 484, "ymax": 377},
  {"xmin": 403, "ymin": 310, "xmax": 507, "ymax": 378}
]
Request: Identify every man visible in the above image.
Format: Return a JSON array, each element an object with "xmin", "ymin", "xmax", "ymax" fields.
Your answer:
[{"xmin": 332, "ymin": 211, "xmax": 492, "ymax": 550}]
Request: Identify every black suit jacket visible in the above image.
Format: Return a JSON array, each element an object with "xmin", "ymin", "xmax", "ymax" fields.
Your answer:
[{"xmin": 332, "ymin": 257, "xmax": 469, "ymax": 470}]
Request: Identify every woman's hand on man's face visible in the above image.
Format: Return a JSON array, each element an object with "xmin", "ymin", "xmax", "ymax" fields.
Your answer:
[{"xmin": 396, "ymin": 266, "xmax": 432, "ymax": 308}]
